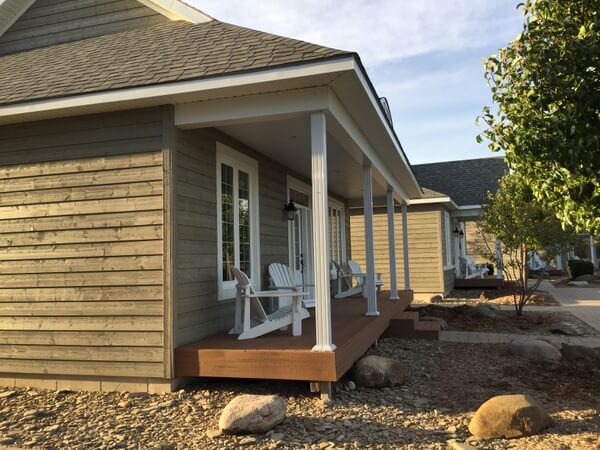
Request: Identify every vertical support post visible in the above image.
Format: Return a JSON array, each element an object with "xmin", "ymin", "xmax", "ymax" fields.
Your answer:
[
  {"xmin": 386, "ymin": 189, "xmax": 399, "ymax": 300},
  {"xmin": 310, "ymin": 112, "xmax": 335, "ymax": 352},
  {"xmin": 495, "ymin": 239, "xmax": 503, "ymax": 278},
  {"xmin": 590, "ymin": 235, "xmax": 597, "ymax": 268},
  {"xmin": 363, "ymin": 162, "xmax": 379, "ymax": 316},
  {"xmin": 401, "ymin": 203, "xmax": 411, "ymax": 289}
]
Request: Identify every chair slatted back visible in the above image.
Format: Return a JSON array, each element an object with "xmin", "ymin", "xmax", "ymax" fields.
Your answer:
[
  {"xmin": 268, "ymin": 263, "xmax": 295, "ymax": 289},
  {"xmin": 232, "ymin": 266, "xmax": 268, "ymax": 321},
  {"xmin": 348, "ymin": 260, "xmax": 365, "ymax": 286}
]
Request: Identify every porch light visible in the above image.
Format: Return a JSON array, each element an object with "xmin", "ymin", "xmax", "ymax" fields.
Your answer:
[
  {"xmin": 453, "ymin": 227, "xmax": 465, "ymax": 238},
  {"xmin": 453, "ymin": 227, "xmax": 460, "ymax": 236},
  {"xmin": 284, "ymin": 201, "xmax": 297, "ymax": 221}
]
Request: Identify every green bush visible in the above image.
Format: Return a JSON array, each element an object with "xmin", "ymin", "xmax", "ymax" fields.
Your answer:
[{"xmin": 567, "ymin": 259, "xmax": 594, "ymax": 279}]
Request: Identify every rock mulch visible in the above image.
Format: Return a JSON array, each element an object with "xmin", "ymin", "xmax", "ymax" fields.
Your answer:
[{"xmin": 0, "ymin": 339, "xmax": 598, "ymax": 449}]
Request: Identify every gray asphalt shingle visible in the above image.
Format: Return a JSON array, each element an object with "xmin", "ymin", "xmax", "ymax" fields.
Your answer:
[{"xmin": 0, "ymin": 20, "xmax": 349, "ymax": 105}]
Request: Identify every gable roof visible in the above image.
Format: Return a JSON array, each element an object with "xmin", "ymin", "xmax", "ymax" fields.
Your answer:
[
  {"xmin": 0, "ymin": 0, "xmax": 211, "ymax": 38},
  {"xmin": 0, "ymin": 19, "xmax": 348, "ymax": 106},
  {"xmin": 412, "ymin": 157, "xmax": 508, "ymax": 206}
]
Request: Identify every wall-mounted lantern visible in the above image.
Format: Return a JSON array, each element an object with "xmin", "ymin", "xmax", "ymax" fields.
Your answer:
[{"xmin": 284, "ymin": 201, "xmax": 297, "ymax": 221}]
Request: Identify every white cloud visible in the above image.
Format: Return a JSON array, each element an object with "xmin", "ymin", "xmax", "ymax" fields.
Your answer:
[{"xmin": 191, "ymin": 0, "xmax": 523, "ymax": 66}]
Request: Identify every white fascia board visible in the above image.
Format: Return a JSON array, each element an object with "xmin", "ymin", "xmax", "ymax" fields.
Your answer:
[
  {"xmin": 175, "ymin": 86, "xmax": 330, "ymax": 128},
  {"xmin": 408, "ymin": 196, "xmax": 460, "ymax": 210},
  {"xmin": 137, "ymin": 0, "xmax": 213, "ymax": 23},
  {"xmin": 327, "ymin": 89, "xmax": 410, "ymax": 202},
  {"xmin": 0, "ymin": 57, "xmax": 356, "ymax": 125},
  {"xmin": 351, "ymin": 62, "xmax": 422, "ymax": 197}
]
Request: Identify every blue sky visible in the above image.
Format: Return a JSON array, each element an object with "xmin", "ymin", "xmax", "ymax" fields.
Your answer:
[{"xmin": 191, "ymin": 1, "xmax": 525, "ymax": 164}]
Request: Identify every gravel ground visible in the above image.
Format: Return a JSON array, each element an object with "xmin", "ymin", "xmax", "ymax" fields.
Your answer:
[
  {"xmin": 442, "ymin": 289, "xmax": 560, "ymax": 306},
  {"xmin": 0, "ymin": 339, "xmax": 599, "ymax": 450},
  {"xmin": 410, "ymin": 305, "xmax": 599, "ymax": 336}
]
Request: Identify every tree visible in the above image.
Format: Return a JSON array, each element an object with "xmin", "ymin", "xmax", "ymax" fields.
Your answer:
[
  {"xmin": 476, "ymin": 174, "xmax": 575, "ymax": 315},
  {"xmin": 478, "ymin": 0, "xmax": 600, "ymax": 234}
]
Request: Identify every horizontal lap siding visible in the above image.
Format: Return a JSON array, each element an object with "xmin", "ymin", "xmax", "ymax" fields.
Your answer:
[
  {"xmin": 464, "ymin": 220, "xmax": 494, "ymax": 265},
  {"xmin": 0, "ymin": 108, "xmax": 166, "ymax": 378},
  {"xmin": 173, "ymin": 129, "xmax": 290, "ymax": 347},
  {"xmin": 350, "ymin": 209, "xmax": 444, "ymax": 294},
  {"xmin": 0, "ymin": 0, "xmax": 169, "ymax": 55}
]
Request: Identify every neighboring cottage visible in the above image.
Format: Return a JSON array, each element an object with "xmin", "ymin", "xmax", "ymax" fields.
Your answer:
[
  {"xmin": 351, "ymin": 157, "xmax": 508, "ymax": 299},
  {"xmin": 0, "ymin": 0, "xmax": 430, "ymax": 394}
]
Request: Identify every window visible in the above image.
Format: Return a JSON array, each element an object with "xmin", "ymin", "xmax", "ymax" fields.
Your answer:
[
  {"xmin": 216, "ymin": 143, "xmax": 260, "ymax": 300},
  {"xmin": 328, "ymin": 202, "xmax": 346, "ymax": 263},
  {"xmin": 443, "ymin": 210, "xmax": 454, "ymax": 269}
]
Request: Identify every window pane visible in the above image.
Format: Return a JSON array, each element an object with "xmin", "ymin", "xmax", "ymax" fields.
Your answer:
[
  {"xmin": 289, "ymin": 188, "xmax": 310, "ymax": 207},
  {"xmin": 221, "ymin": 164, "xmax": 235, "ymax": 281},
  {"xmin": 329, "ymin": 207, "xmax": 341, "ymax": 262},
  {"xmin": 238, "ymin": 170, "xmax": 251, "ymax": 277}
]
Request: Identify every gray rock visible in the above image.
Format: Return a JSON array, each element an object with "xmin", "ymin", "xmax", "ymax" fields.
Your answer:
[
  {"xmin": 447, "ymin": 439, "xmax": 477, "ymax": 450},
  {"xmin": 345, "ymin": 380, "xmax": 356, "ymax": 391},
  {"xmin": 0, "ymin": 391, "xmax": 15, "ymax": 399},
  {"xmin": 219, "ymin": 395, "xmax": 286, "ymax": 434},
  {"xmin": 561, "ymin": 344, "xmax": 600, "ymax": 364},
  {"xmin": 430, "ymin": 295, "xmax": 443, "ymax": 303},
  {"xmin": 509, "ymin": 338, "xmax": 562, "ymax": 362},
  {"xmin": 575, "ymin": 274, "xmax": 595, "ymax": 282},
  {"xmin": 464, "ymin": 304, "xmax": 497, "ymax": 319},
  {"xmin": 0, "ymin": 437, "xmax": 15, "ymax": 445},
  {"xmin": 568, "ymin": 280, "xmax": 589, "ymax": 287},
  {"xmin": 353, "ymin": 355, "xmax": 407, "ymax": 387},
  {"xmin": 469, "ymin": 394, "xmax": 551, "ymax": 438},
  {"xmin": 550, "ymin": 321, "xmax": 583, "ymax": 336},
  {"xmin": 420, "ymin": 316, "xmax": 448, "ymax": 330}
]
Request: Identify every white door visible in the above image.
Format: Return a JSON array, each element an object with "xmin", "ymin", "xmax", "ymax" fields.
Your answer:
[{"xmin": 291, "ymin": 206, "xmax": 314, "ymax": 293}]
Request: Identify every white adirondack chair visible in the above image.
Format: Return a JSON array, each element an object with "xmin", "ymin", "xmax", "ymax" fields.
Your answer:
[
  {"xmin": 229, "ymin": 267, "xmax": 310, "ymax": 340},
  {"xmin": 462, "ymin": 256, "xmax": 489, "ymax": 279},
  {"xmin": 268, "ymin": 263, "xmax": 315, "ymax": 308},
  {"xmin": 333, "ymin": 260, "xmax": 383, "ymax": 298}
]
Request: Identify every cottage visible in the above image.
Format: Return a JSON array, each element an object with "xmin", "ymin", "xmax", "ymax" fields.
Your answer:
[{"xmin": 0, "ymin": 0, "xmax": 435, "ymax": 395}]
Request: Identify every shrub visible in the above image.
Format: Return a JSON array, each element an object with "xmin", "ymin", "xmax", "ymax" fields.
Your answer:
[{"xmin": 567, "ymin": 259, "xmax": 594, "ymax": 280}]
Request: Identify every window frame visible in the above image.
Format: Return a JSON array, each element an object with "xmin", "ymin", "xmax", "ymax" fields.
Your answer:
[{"xmin": 216, "ymin": 142, "xmax": 261, "ymax": 300}]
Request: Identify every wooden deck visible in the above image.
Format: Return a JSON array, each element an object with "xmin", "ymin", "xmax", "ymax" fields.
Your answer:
[{"xmin": 175, "ymin": 290, "xmax": 412, "ymax": 382}]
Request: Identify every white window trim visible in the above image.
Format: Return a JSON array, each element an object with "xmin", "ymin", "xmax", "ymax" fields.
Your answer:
[
  {"xmin": 216, "ymin": 142, "xmax": 261, "ymax": 300},
  {"xmin": 443, "ymin": 210, "xmax": 454, "ymax": 270},
  {"xmin": 328, "ymin": 196, "xmax": 347, "ymax": 264}
]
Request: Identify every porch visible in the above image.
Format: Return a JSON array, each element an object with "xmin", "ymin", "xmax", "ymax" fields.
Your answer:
[{"xmin": 174, "ymin": 290, "xmax": 435, "ymax": 383}]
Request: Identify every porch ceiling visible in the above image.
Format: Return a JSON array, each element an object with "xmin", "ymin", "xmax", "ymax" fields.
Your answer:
[{"xmin": 217, "ymin": 114, "xmax": 389, "ymax": 201}]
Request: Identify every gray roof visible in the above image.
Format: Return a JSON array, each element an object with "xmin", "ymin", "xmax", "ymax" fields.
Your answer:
[
  {"xmin": 412, "ymin": 157, "xmax": 508, "ymax": 206},
  {"xmin": 0, "ymin": 20, "xmax": 348, "ymax": 105}
]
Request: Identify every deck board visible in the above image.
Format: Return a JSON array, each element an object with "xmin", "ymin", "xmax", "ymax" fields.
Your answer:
[{"xmin": 175, "ymin": 290, "xmax": 412, "ymax": 382}]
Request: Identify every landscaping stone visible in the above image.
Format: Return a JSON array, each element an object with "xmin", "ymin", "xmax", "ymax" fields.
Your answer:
[
  {"xmin": 560, "ymin": 344, "xmax": 600, "ymax": 365},
  {"xmin": 353, "ymin": 355, "xmax": 407, "ymax": 387},
  {"xmin": 218, "ymin": 394, "xmax": 286, "ymax": 434},
  {"xmin": 509, "ymin": 338, "xmax": 562, "ymax": 362},
  {"xmin": 420, "ymin": 316, "xmax": 448, "ymax": 330},
  {"xmin": 430, "ymin": 295, "xmax": 443, "ymax": 303},
  {"xmin": 468, "ymin": 394, "xmax": 551, "ymax": 439},
  {"xmin": 568, "ymin": 280, "xmax": 589, "ymax": 287},
  {"xmin": 550, "ymin": 321, "xmax": 583, "ymax": 336},
  {"xmin": 464, "ymin": 304, "xmax": 497, "ymax": 319}
]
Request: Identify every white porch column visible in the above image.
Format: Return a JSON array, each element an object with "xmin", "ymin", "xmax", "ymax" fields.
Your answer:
[
  {"xmin": 363, "ymin": 162, "xmax": 379, "ymax": 316},
  {"xmin": 401, "ymin": 203, "xmax": 411, "ymax": 289},
  {"xmin": 590, "ymin": 235, "xmax": 597, "ymax": 268},
  {"xmin": 386, "ymin": 189, "xmax": 399, "ymax": 300},
  {"xmin": 495, "ymin": 239, "xmax": 503, "ymax": 278},
  {"xmin": 310, "ymin": 112, "xmax": 335, "ymax": 352}
]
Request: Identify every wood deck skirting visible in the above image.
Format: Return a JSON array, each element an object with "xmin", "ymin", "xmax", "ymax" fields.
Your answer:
[
  {"xmin": 174, "ymin": 290, "xmax": 412, "ymax": 382},
  {"xmin": 454, "ymin": 277, "xmax": 504, "ymax": 289}
]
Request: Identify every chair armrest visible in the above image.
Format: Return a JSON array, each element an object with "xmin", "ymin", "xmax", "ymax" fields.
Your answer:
[{"xmin": 247, "ymin": 291, "xmax": 309, "ymax": 298}]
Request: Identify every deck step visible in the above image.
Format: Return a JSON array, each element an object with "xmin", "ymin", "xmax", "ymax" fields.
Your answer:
[{"xmin": 384, "ymin": 311, "xmax": 440, "ymax": 340}]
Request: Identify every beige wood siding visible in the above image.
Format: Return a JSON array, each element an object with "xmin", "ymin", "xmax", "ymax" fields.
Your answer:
[
  {"xmin": 0, "ymin": 0, "xmax": 169, "ymax": 55},
  {"xmin": 173, "ymin": 129, "xmax": 290, "ymax": 347},
  {"xmin": 464, "ymin": 220, "xmax": 494, "ymax": 265},
  {"xmin": 0, "ymin": 108, "xmax": 168, "ymax": 378},
  {"xmin": 350, "ymin": 207, "xmax": 444, "ymax": 295}
]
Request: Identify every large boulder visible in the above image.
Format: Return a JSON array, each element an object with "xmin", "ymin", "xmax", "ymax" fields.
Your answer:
[
  {"xmin": 508, "ymin": 338, "xmax": 562, "ymax": 362},
  {"xmin": 549, "ymin": 321, "xmax": 583, "ymax": 336},
  {"xmin": 469, "ymin": 394, "xmax": 552, "ymax": 438},
  {"xmin": 561, "ymin": 344, "xmax": 600, "ymax": 365},
  {"xmin": 354, "ymin": 355, "xmax": 407, "ymax": 387},
  {"xmin": 568, "ymin": 280, "xmax": 589, "ymax": 287},
  {"xmin": 219, "ymin": 395, "xmax": 286, "ymax": 434},
  {"xmin": 464, "ymin": 304, "xmax": 497, "ymax": 319}
]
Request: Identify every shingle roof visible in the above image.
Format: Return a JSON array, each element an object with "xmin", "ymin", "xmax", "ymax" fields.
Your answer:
[
  {"xmin": 0, "ymin": 20, "xmax": 349, "ymax": 106},
  {"xmin": 412, "ymin": 157, "xmax": 508, "ymax": 206}
]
